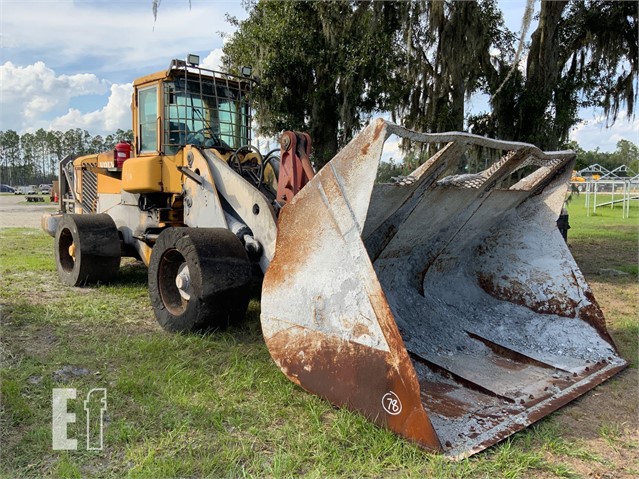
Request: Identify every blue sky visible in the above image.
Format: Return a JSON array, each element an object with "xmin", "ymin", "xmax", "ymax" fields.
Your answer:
[{"xmin": 1, "ymin": 0, "xmax": 637, "ymax": 151}]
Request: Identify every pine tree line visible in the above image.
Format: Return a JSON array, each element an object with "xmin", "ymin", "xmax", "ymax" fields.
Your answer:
[{"xmin": 0, "ymin": 128, "xmax": 133, "ymax": 186}]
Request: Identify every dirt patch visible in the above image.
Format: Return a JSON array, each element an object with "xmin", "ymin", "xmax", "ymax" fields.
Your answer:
[
  {"xmin": 12, "ymin": 271, "xmax": 71, "ymax": 305},
  {"xmin": 52, "ymin": 365, "xmax": 91, "ymax": 383},
  {"xmin": 0, "ymin": 194, "xmax": 57, "ymax": 229},
  {"xmin": 0, "ymin": 320, "xmax": 59, "ymax": 363},
  {"xmin": 588, "ymin": 280, "xmax": 638, "ymax": 320},
  {"xmin": 569, "ymin": 237, "xmax": 637, "ymax": 278},
  {"xmin": 544, "ymin": 273, "xmax": 639, "ymax": 478},
  {"xmin": 548, "ymin": 366, "xmax": 638, "ymax": 476}
]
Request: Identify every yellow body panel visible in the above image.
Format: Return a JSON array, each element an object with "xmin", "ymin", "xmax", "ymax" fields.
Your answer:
[
  {"xmin": 122, "ymin": 156, "xmax": 163, "ymax": 193},
  {"xmin": 139, "ymin": 242, "xmax": 153, "ymax": 266},
  {"xmin": 98, "ymin": 171, "xmax": 122, "ymax": 194},
  {"xmin": 133, "ymin": 71, "xmax": 166, "ymax": 87},
  {"xmin": 73, "ymin": 149, "xmax": 190, "ymax": 196},
  {"xmin": 161, "ymin": 151, "xmax": 185, "ymax": 193}
]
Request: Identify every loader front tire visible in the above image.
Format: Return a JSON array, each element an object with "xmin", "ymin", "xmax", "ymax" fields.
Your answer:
[
  {"xmin": 148, "ymin": 228, "xmax": 251, "ymax": 333},
  {"xmin": 55, "ymin": 214, "xmax": 121, "ymax": 286}
]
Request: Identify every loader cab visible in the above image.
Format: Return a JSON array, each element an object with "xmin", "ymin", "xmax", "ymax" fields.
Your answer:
[{"xmin": 132, "ymin": 58, "xmax": 253, "ymax": 157}]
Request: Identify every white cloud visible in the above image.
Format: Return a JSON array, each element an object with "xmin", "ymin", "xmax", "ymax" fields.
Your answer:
[
  {"xmin": 200, "ymin": 49, "xmax": 224, "ymax": 71},
  {"xmin": 0, "ymin": 61, "xmax": 109, "ymax": 131},
  {"xmin": 0, "ymin": 47, "xmax": 230, "ymax": 137},
  {"xmin": 50, "ymin": 83, "xmax": 133, "ymax": 135},
  {"xmin": 570, "ymin": 111, "xmax": 639, "ymax": 152},
  {"xmin": 1, "ymin": 1, "xmax": 245, "ymax": 77},
  {"xmin": 0, "ymin": 1, "xmax": 246, "ymax": 134}
]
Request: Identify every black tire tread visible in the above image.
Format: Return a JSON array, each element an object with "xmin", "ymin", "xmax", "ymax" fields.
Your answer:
[
  {"xmin": 55, "ymin": 214, "xmax": 121, "ymax": 286},
  {"xmin": 148, "ymin": 227, "xmax": 251, "ymax": 333}
]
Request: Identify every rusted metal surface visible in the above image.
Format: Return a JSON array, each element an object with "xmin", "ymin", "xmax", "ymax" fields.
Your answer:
[
  {"xmin": 260, "ymin": 118, "xmax": 627, "ymax": 458},
  {"xmin": 276, "ymin": 131, "xmax": 315, "ymax": 204}
]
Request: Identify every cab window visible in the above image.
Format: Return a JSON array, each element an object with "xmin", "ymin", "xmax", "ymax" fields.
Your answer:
[
  {"xmin": 139, "ymin": 85, "xmax": 158, "ymax": 153},
  {"xmin": 163, "ymin": 76, "xmax": 250, "ymax": 154}
]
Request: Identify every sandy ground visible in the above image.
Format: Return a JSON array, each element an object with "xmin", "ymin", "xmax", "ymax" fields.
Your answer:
[{"xmin": 0, "ymin": 194, "xmax": 57, "ymax": 229}]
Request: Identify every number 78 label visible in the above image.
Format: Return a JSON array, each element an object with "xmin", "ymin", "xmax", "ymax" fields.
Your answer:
[{"xmin": 382, "ymin": 391, "xmax": 402, "ymax": 415}]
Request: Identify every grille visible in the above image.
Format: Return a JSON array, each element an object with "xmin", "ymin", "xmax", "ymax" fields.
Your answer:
[{"xmin": 81, "ymin": 162, "xmax": 98, "ymax": 213}]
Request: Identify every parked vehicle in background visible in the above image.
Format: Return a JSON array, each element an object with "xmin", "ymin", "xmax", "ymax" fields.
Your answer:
[
  {"xmin": 0, "ymin": 184, "xmax": 15, "ymax": 193},
  {"xmin": 14, "ymin": 186, "xmax": 37, "ymax": 195},
  {"xmin": 40, "ymin": 185, "xmax": 52, "ymax": 195}
]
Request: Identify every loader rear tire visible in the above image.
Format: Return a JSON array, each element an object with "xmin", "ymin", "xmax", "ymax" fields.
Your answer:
[
  {"xmin": 148, "ymin": 227, "xmax": 252, "ymax": 333},
  {"xmin": 55, "ymin": 214, "xmax": 121, "ymax": 286}
]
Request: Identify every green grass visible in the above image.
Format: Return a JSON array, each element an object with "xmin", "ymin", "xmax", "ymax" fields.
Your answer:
[
  {"xmin": 566, "ymin": 194, "xmax": 638, "ymax": 275},
  {"xmin": 566, "ymin": 193, "xmax": 637, "ymax": 240},
  {"xmin": 0, "ymin": 213, "xmax": 637, "ymax": 478}
]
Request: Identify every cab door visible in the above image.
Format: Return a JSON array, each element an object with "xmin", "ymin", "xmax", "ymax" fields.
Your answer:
[{"xmin": 136, "ymin": 82, "xmax": 161, "ymax": 155}]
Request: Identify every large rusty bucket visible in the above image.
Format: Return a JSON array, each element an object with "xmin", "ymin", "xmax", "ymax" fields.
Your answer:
[{"xmin": 260, "ymin": 119, "xmax": 626, "ymax": 458}]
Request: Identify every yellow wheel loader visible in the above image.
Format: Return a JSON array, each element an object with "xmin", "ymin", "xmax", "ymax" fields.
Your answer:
[{"xmin": 42, "ymin": 57, "xmax": 626, "ymax": 458}]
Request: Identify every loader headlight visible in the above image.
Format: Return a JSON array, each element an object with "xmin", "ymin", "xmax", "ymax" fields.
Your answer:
[{"xmin": 187, "ymin": 54, "xmax": 200, "ymax": 66}]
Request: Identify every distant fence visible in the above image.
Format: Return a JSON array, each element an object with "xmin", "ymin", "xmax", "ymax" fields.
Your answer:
[{"xmin": 571, "ymin": 178, "xmax": 638, "ymax": 218}]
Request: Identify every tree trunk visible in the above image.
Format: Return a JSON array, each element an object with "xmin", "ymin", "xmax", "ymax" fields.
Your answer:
[
  {"xmin": 309, "ymin": 96, "xmax": 339, "ymax": 168},
  {"xmin": 519, "ymin": 0, "xmax": 568, "ymax": 149}
]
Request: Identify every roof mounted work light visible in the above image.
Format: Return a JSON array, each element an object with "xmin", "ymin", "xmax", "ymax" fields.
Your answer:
[
  {"xmin": 241, "ymin": 65, "xmax": 253, "ymax": 77},
  {"xmin": 187, "ymin": 54, "xmax": 200, "ymax": 66}
]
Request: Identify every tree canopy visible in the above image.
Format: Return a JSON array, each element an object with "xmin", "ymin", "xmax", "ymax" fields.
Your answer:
[
  {"xmin": 473, "ymin": 0, "xmax": 639, "ymax": 149},
  {"xmin": 223, "ymin": 0, "xmax": 402, "ymax": 165},
  {"xmin": 566, "ymin": 138, "xmax": 639, "ymax": 174},
  {"xmin": 223, "ymin": 0, "xmax": 637, "ymax": 161}
]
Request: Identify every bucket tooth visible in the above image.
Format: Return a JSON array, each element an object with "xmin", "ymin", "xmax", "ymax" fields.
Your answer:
[{"xmin": 261, "ymin": 119, "xmax": 627, "ymax": 458}]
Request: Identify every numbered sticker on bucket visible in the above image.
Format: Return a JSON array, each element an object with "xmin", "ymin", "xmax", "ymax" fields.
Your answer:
[{"xmin": 381, "ymin": 391, "xmax": 402, "ymax": 415}]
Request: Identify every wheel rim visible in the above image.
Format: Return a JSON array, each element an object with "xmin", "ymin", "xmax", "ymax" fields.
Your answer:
[
  {"xmin": 58, "ymin": 228, "xmax": 75, "ymax": 272},
  {"xmin": 158, "ymin": 248, "xmax": 189, "ymax": 315},
  {"xmin": 175, "ymin": 263, "xmax": 192, "ymax": 300}
]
